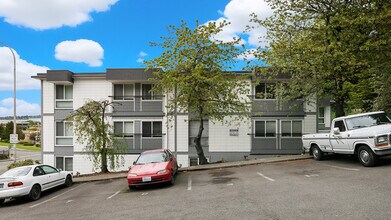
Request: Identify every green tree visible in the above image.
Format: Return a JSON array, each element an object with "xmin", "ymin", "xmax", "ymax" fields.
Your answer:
[
  {"xmin": 0, "ymin": 124, "xmax": 4, "ymax": 141},
  {"xmin": 68, "ymin": 100, "xmax": 124, "ymax": 173},
  {"xmin": 251, "ymin": 0, "xmax": 390, "ymax": 117},
  {"xmin": 2, "ymin": 122, "xmax": 24, "ymax": 141},
  {"xmin": 146, "ymin": 21, "xmax": 251, "ymax": 164}
]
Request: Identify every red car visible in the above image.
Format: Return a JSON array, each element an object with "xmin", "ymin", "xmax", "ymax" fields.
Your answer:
[{"xmin": 127, "ymin": 149, "xmax": 178, "ymax": 189}]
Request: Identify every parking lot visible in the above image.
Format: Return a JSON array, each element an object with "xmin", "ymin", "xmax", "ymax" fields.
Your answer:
[{"xmin": 2, "ymin": 156, "xmax": 391, "ymax": 220}]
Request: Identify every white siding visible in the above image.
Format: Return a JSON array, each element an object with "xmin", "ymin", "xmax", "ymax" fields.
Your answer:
[
  {"xmin": 73, "ymin": 79, "xmax": 112, "ymax": 110},
  {"xmin": 42, "ymin": 115, "xmax": 54, "ymax": 152},
  {"xmin": 42, "ymin": 81, "xmax": 54, "ymax": 114},
  {"xmin": 73, "ymin": 154, "xmax": 139, "ymax": 175},
  {"xmin": 43, "ymin": 154, "xmax": 55, "ymax": 167},
  {"xmin": 177, "ymin": 154, "xmax": 189, "ymax": 168},
  {"xmin": 304, "ymin": 95, "xmax": 317, "ymax": 113},
  {"xmin": 166, "ymin": 115, "xmax": 189, "ymax": 152},
  {"xmin": 325, "ymin": 106, "xmax": 332, "ymax": 127},
  {"xmin": 209, "ymin": 117, "xmax": 251, "ymax": 152},
  {"xmin": 303, "ymin": 114, "xmax": 317, "ymax": 134}
]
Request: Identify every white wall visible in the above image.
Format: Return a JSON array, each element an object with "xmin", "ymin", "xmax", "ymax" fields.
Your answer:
[
  {"xmin": 209, "ymin": 116, "xmax": 251, "ymax": 152},
  {"xmin": 42, "ymin": 81, "xmax": 54, "ymax": 114},
  {"xmin": 303, "ymin": 114, "xmax": 317, "ymax": 134},
  {"xmin": 73, "ymin": 154, "xmax": 140, "ymax": 175},
  {"xmin": 73, "ymin": 79, "xmax": 112, "ymax": 110},
  {"xmin": 166, "ymin": 115, "xmax": 189, "ymax": 152},
  {"xmin": 43, "ymin": 154, "xmax": 55, "ymax": 167},
  {"xmin": 177, "ymin": 154, "xmax": 189, "ymax": 168},
  {"xmin": 42, "ymin": 115, "xmax": 54, "ymax": 152}
]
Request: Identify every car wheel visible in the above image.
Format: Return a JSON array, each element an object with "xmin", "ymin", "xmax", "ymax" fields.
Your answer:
[
  {"xmin": 169, "ymin": 174, "xmax": 175, "ymax": 185},
  {"xmin": 0, "ymin": 199, "xmax": 5, "ymax": 205},
  {"xmin": 29, "ymin": 184, "xmax": 41, "ymax": 201},
  {"xmin": 65, "ymin": 175, "xmax": 73, "ymax": 187},
  {"xmin": 358, "ymin": 146, "xmax": 377, "ymax": 167},
  {"xmin": 312, "ymin": 146, "xmax": 324, "ymax": 161}
]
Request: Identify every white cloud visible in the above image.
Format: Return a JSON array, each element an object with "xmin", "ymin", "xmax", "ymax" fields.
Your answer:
[
  {"xmin": 55, "ymin": 39, "xmax": 104, "ymax": 67},
  {"xmin": 208, "ymin": 0, "xmax": 273, "ymax": 47},
  {"xmin": 236, "ymin": 49, "xmax": 257, "ymax": 60},
  {"xmin": 139, "ymin": 51, "xmax": 148, "ymax": 57},
  {"xmin": 0, "ymin": 98, "xmax": 40, "ymax": 117},
  {"xmin": 136, "ymin": 58, "xmax": 144, "ymax": 63},
  {"xmin": 0, "ymin": 0, "xmax": 119, "ymax": 30},
  {"xmin": 0, "ymin": 47, "xmax": 49, "ymax": 90}
]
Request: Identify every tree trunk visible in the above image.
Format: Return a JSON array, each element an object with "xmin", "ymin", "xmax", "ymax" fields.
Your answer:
[
  {"xmin": 335, "ymin": 99, "xmax": 345, "ymax": 117},
  {"xmin": 101, "ymin": 148, "xmax": 109, "ymax": 173},
  {"xmin": 194, "ymin": 118, "xmax": 208, "ymax": 165}
]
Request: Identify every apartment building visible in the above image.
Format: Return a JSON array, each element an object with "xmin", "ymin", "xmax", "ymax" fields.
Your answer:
[{"xmin": 33, "ymin": 68, "xmax": 331, "ymax": 174}]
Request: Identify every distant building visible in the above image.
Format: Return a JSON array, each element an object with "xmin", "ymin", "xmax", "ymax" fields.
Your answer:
[{"xmin": 33, "ymin": 69, "xmax": 331, "ymax": 174}]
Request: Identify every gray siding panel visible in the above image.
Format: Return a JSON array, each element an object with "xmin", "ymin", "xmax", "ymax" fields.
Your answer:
[
  {"xmin": 251, "ymin": 138, "xmax": 277, "ymax": 154},
  {"xmin": 54, "ymin": 110, "xmax": 73, "ymax": 120},
  {"xmin": 142, "ymin": 138, "xmax": 162, "ymax": 150},
  {"xmin": 54, "ymin": 146, "xmax": 74, "ymax": 156},
  {"xmin": 281, "ymin": 138, "xmax": 303, "ymax": 154},
  {"xmin": 142, "ymin": 101, "xmax": 162, "ymax": 112},
  {"xmin": 112, "ymin": 101, "xmax": 134, "ymax": 115}
]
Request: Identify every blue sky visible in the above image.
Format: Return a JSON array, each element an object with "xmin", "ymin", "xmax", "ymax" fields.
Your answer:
[{"xmin": 0, "ymin": 0, "xmax": 272, "ymax": 117}]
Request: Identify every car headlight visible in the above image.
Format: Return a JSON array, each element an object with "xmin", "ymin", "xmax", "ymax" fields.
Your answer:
[
  {"xmin": 157, "ymin": 169, "xmax": 168, "ymax": 175},
  {"xmin": 128, "ymin": 173, "xmax": 137, "ymax": 177},
  {"xmin": 376, "ymin": 135, "xmax": 388, "ymax": 146}
]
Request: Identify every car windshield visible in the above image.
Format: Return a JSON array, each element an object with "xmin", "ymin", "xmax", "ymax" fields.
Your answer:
[
  {"xmin": 1, "ymin": 167, "xmax": 31, "ymax": 177},
  {"xmin": 345, "ymin": 113, "xmax": 391, "ymax": 130},
  {"xmin": 135, "ymin": 152, "xmax": 168, "ymax": 164}
]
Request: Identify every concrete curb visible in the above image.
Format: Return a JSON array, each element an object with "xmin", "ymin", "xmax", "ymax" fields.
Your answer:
[{"xmin": 73, "ymin": 154, "xmax": 312, "ymax": 183}]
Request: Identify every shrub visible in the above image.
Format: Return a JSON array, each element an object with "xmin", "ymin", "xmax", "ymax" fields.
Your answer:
[
  {"xmin": 0, "ymin": 154, "xmax": 8, "ymax": 160},
  {"xmin": 23, "ymin": 143, "xmax": 34, "ymax": 146},
  {"xmin": 35, "ymin": 144, "xmax": 41, "ymax": 148},
  {"xmin": 7, "ymin": 159, "xmax": 35, "ymax": 170}
]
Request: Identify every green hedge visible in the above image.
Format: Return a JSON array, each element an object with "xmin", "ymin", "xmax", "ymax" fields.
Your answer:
[
  {"xmin": 0, "ymin": 154, "xmax": 8, "ymax": 160},
  {"xmin": 7, "ymin": 159, "xmax": 35, "ymax": 170}
]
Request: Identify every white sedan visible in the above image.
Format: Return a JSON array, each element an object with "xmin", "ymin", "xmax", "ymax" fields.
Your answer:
[{"xmin": 0, "ymin": 164, "xmax": 73, "ymax": 205}]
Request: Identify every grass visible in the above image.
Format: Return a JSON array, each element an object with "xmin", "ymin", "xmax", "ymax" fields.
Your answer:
[{"xmin": 0, "ymin": 141, "xmax": 41, "ymax": 151}]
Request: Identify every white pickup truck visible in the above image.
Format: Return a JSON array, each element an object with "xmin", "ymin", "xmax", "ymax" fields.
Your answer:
[{"xmin": 303, "ymin": 111, "xmax": 391, "ymax": 167}]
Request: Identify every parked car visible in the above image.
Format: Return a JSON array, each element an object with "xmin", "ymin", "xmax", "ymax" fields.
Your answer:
[
  {"xmin": 303, "ymin": 111, "xmax": 391, "ymax": 166},
  {"xmin": 0, "ymin": 165, "xmax": 73, "ymax": 205},
  {"xmin": 127, "ymin": 149, "xmax": 178, "ymax": 189}
]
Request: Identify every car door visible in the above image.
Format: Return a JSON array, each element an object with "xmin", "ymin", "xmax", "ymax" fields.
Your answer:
[
  {"xmin": 330, "ymin": 120, "xmax": 350, "ymax": 153},
  {"xmin": 40, "ymin": 165, "xmax": 64, "ymax": 189},
  {"xmin": 167, "ymin": 150, "xmax": 178, "ymax": 174},
  {"xmin": 32, "ymin": 166, "xmax": 50, "ymax": 191}
]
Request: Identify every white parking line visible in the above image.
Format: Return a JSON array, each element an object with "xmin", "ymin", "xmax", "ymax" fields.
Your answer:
[
  {"xmin": 226, "ymin": 183, "xmax": 234, "ymax": 186},
  {"xmin": 187, "ymin": 176, "xmax": 192, "ymax": 191},
  {"xmin": 30, "ymin": 183, "xmax": 85, "ymax": 208},
  {"xmin": 107, "ymin": 191, "xmax": 120, "ymax": 200},
  {"xmin": 66, "ymin": 200, "xmax": 74, "ymax": 204},
  {"xmin": 257, "ymin": 172, "xmax": 275, "ymax": 182},
  {"xmin": 141, "ymin": 193, "xmax": 148, "ymax": 196},
  {"xmin": 305, "ymin": 174, "xmax": 319, "ymax": 178},
  {"xmin": 323, "ymin": 164, "xmax": 360, "ymax": 171}
]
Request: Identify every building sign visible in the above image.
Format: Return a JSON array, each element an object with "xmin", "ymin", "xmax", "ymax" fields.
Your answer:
[{"xmin": 229, "ymin": 129, "xmax": 239, "ymax": 136}]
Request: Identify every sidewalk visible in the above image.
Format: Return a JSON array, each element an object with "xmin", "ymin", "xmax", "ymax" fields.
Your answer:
[{"xmin": 73, "ymin": 154, "xmax": 312, "ymax": 183}]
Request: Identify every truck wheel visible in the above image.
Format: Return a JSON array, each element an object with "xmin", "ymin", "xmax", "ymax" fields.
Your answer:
[
  {"xmin": 358, "ymin": 146, "xmax": 377, "ymax": 167},
  {"xmin": 312, "ymin": 146, "xmax": 324, "ymax": 161},
  {"xmin": 0, "ymin": 199, "xmax": 5, "ymax": 205}
]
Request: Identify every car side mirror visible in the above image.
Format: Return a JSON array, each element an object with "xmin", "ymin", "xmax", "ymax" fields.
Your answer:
[
  {"xmin": 133, "ymin": 161, "xmax": 136, "ymax": 165},
  {"xmin": 333, "ymin": 127, "xmax": 340, "ymax": 135},
  {"xmin": 57, "ymin": 168, "xmax": 62, "ymax": 172}
]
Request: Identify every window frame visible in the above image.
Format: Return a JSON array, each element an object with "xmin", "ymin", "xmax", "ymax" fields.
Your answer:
[
  {"xmin": 55, "ymin": 84, "xmax": 73, "ymax": 109},
  {"xmin": 55, "ymin": 156, "xmax": 73, "ymax": 172},
  {"xmin": 113, "ymin": 121, "xmax": 134, "ymax": 138},
  {"xmin": 318, "ymin": 107, "xmax": 325, "ymax": 124},
  {"xmin": 254, "ymin": 120, "xmax": 277, "ymax": 138},
  {"xmin": 55, "ymin": 121, "xmax": 73, "ymax": 146},
  {"xmin": 281, "ymin": 120, "xmax": 303, "ymax": 137},
  {"xmin": 254, "ymin": 82, "xmax": 276, "ymax": 100},
  {"xmin": 113, "ymin": 84, "xmax": 135, "ymax": 101},
  {"xmin": 141, "ymin": 121, "xmax": 163, "ymax": 138},
  {"xmin": 141, "ymin": 84, "xmax": 162, "ymax": 101}
]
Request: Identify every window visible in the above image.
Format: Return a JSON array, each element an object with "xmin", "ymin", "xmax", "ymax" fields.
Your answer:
[
  {"xmin": 142, "ymin": 84, "xmax": 162, "ymax": 100},
  {"xmin": 318, "ymin": 107, "xmax": 325, "ymax": 124},
  {"xmin": 334, "ymin": 120, "xmax": 346, "ymax": 132},
  {"xmin": 255, "ymin": 121, "xmax": 276, "ymax": 137},
  {"xmin": 281, "ymin": 120, "xmax": 302, "ymax": 137},
  {"xmin": 56, "ymin": 85, "xmax": 73, "ymax": 108},
  {"xmin": 114, "ymin": 121, "xmax": 134, "ymax": 137},
  {"xmin": 40, "ymin": 165, "xmax": 59, "ymax": 174},
  {"xmin": 33, "ymin": 167, "xmax": 45, "ymax": 176},
  {"xmin": 255, "ymin": 83, "xmax": 276, "ymax": 99},
  {"xmin": 56, "ymin": 157, "xmax": 73, "ymax": 171},
  {"xmin": 56, "ymin": 122, "xmax": 73, "ymax": 146},
  {"xmin": 114, "ymin": 84, "xmax": 134, "ymax": 100},
  {"xmin": 142, "ymin": 121, "xmax": 162, "ymax": 137}
]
